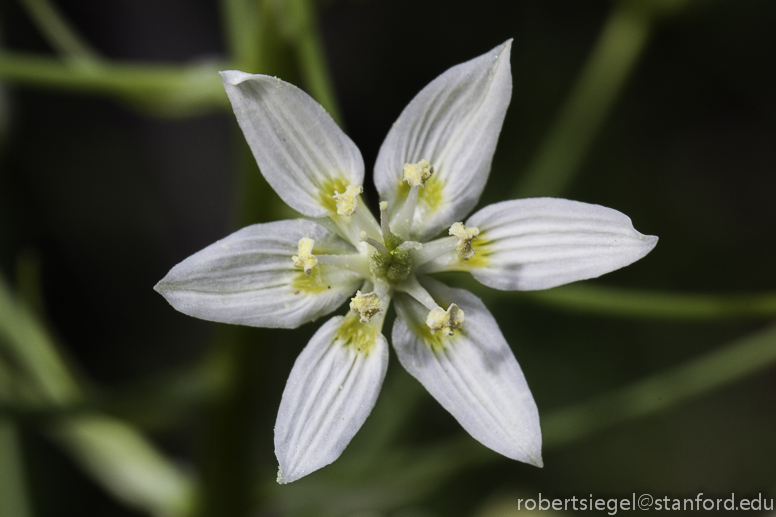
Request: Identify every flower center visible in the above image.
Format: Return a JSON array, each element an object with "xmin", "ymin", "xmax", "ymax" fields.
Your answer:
[
  {"xmin": 369, "ymin": 244, "xmax": 412, "ymax": 283},
  {"xmin": 292, "ymin": 168, "xmax": 480, "ymax": 336}
]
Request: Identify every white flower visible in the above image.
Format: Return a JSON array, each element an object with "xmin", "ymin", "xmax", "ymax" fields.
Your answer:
[{"xmin": 155, "ymin": 41, "xmax": 658, "ymax": 484}]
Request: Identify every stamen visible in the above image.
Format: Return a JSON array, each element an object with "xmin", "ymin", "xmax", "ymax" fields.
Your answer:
[
  {"xmin": 353, "ymin": 204, "xmax": 382, "ymax": 242},
  {"xmin": 372, "ymin": 278, "xmax": 390, "ymax": 300},
  {"xmin": 316, "ymin": 253, "xmax": 370, "ymax": 277},
  {"xmin": 449, "ymin": 222, "xmax": 479, "ymax": 259},
  {"xmin": 378, "ymin": 201, "xmax": 398, "ymax": 249},
  {"xmin": 396, "ymin": 276, "xmax": 437, "ymax": 311},
  {"xmin": 332, "ymin": 185, "xmax": 363, "ymax": 216},
  {"xmin": 403, "ymin": 159, "xmax": 434, "ymax": 187},
  {"xmin": 410, "ymin": 236, "xmax": 457, "ymax": 266},
  {"xmin": 349, "ymin": 290, "xmax": 382, "ymax": 323},
  {"xmin": 392, "ymin": 184, "xmax": 419, "ymax": 238},
  {"xmin": 313, "ymin": 217, "xmax": 349, "ymax": 242},
  {"xmin": 397, "ymin": 241, "xmax": 422, "ymax": 252},
  {"xmin": 291, "ymin": 237, "xmax": 317, "ymax": 275},
  {"xmin": 426, "ymin": 304, "xmax": 465, "ymax": 336}
]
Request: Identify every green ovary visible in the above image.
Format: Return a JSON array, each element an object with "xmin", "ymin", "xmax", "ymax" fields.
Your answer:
[{"xmin": 369, "ymin": 247, "xmax": 412, "ymax": 283}]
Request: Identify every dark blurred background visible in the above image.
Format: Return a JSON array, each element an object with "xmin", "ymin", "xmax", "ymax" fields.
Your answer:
[{"xmin": 1, "ymin": 0, "xmax": 775, "ymax": 516}]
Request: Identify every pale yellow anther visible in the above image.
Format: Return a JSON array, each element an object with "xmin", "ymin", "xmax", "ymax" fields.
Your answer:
[
  {"xmin": 332, "ymin": 185, "xmax": 363, "ymax": 216},
  {"xmin": 403, "ymin": 159, "xmax": 434, "ymax": 187},
  {"xmin": 349, "ymin": 290, "xmax": 382, "ymax": 323},
  {"xmin": 449, "ymin": 222, "xmax": 480, "ymax": 259},
  {"xmin": 379, "ymin": 201, "xmax": 388, "ymax": 211},
  {"xmin": 426, "ymin": 303, "xmax": 465, "ymax": 336},
  {"xmin": 292, "ymin": 237, "xmax": 317, "ymax": 276}
]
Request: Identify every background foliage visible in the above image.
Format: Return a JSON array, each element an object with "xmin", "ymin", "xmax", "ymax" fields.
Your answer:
[{"xmin": 1, "ymin": 0, "xmax": 775, "ymax": 516}]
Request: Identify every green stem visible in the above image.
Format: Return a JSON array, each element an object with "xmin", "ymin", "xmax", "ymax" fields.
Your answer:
[
  {"xmin": 194, "ymin": 5, "xmax": 275, "ymax": 514},
  {"xmin": 0, "ymin": 276, "xmax": 194, "ymax": 516},
  {"xmin": 0, "ymin": 52, "xmax": 228, "ymax": 114},
  {"xmin": 220, "ymin": 0, "xmax": 263, "ymax": 71},
  {"xmin": 513, "ymin": 1, "xmax": 653, "ymax": 198},
  {"xmin": 49, "ymin": 415, "xmax": 194, "ymax": 516},
  {"xmin": 0, "ymin": 275, "xmax": 79, "ymax": 404},
  {"xmin": 278, "ymin": 0, "xmax": 342, "ymax": 123},
  {"xmin": 17, "ymin": 0, "xmax": 99, "ymax": 62},
  {"xmin": 198, "ymin": 330, "xmax": 263, "ymax": 517},
  {"xmin": 543, "ymin": 321, "xmax": 776, "ymax": 447},
  {"xmin": 509, "ymin": 284, "xmax": 776, "ymax": 320},
  {"xmin": 0, "ymin": 420, "xmax": 32, "ymax": 517}
]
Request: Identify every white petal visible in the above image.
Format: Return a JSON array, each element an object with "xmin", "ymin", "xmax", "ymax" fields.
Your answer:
[
  {"xmin": 221, "ymin": 71, "xmax": 364, "ymax": 217},
  {"xmin": 155, "ymin": 219, "xmax": 362, "ymax": 328},
  {"xmin": 392, "ymin": 277, "xmax": 542, "ymax": 466},
  {"xmin": 374, "ymin": 41, "xmax": 513, "ymax": 241},
  {"xmin": 275, "ymin": 315, "xmax": 388, "ymax": 483},
  {"xmin": 452, "ymin": 198, "xmax": 658, "ymax": 291}
]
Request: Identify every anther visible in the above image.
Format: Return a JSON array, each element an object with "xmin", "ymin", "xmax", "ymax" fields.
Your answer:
[
  {"xmin": 449, "ymin": 222, "xmax": 479, "ymax": 259},
  {"xmin": 426, "ymin": 304, "xmax": 465, "ymax": 336},
  {"xmin": 350, "ymin": 290, "xmax": 382, "ymax": 323},
  {"xmin": 403, "ymin": 159, "xmax": 434, "ymax": 187},
  {"xmin": 332, "ymin": 185, "xmax": 363, "ymax": 216},
  {"xmin": 292, "ymin": 237, "xmax": 317, "ymax": 275}
]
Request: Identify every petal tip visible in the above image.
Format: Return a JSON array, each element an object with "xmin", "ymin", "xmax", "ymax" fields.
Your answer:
[
  {"xmin": 219, "ymin": 69, "xmax": 253, "ymax": 86},
  {"xmin": 153, "ymin": 278, "xmax": 169, "ymax": 295},
  {"xmin": 494, "ymin": 39, "xmax": 513, "ymax": 61},
  {"xmin": 276, "ymin": 466, "xmax": 289, "ymax": 485},
  {"xmin": 527, "ymin": 448, "xmax": 544, "ymax": 468},
  {"xmin": 636, "ymin": 233, "xmax": 659, "ymax": 256}
]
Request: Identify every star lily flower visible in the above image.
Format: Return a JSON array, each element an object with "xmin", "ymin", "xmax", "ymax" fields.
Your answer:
[{"xmin": 155, "ymin": 41, "xmax": 657, "ymax": 483}]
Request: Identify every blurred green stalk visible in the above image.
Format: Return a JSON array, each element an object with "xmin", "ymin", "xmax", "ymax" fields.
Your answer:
[
  {"xmin": 222, "ymin": 0, "xmax": 263, "ymax": 72},
  {"xmin": 0, "ymin": 53, "xmax": 228, "ymax": 113},
  {"xmin": 543, "ymin": 321, "xmax": 776, "ymax": 447},
  {"xmin": 0, "ymin": 352, "xmax": 32, "ymax": 517},
  {"xmin": 274, "ymin": 0, "xmax": 342, "ymax": 123},
  {"xmin": 0, "ymin": 275, "xmax": 194, "ymax": 517},
  {"xmin": 193, "ymin": 3, "xmax": 279, "ymax": 517},
  {"xmin": 513, "ymin": 0, "xmax": 653, "ymax": 198},
  {"xmin": 0, "ymin": 420, "xmax": 32, "ymax": 517},
  {"xmin": 516, "ymin": 284, "xmax": 776, "ymax": 320},
  {"xmin": 17, "ymin": 0, "xmax": 99, "ymax": 63}
]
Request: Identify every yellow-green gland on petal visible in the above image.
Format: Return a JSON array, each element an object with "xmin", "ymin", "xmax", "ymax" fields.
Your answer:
[
  {"xmin": 449, "ymin": 222, "xmax": 479, "ymax": 260},
  {"xmin": 292, "ymin": 237, "xmax": 317, "ymax": 275},
  {"xmin": 426, "ymin": 304, "xmax": 465, "ymax": 336},
  {"xmin": 403, "ymin": 159, "xmax": 434, "ymax": 187},
  {"xmin": 349, "ymin": 290, "xmax": 382, "ymax": 323},
  {"xmin": 332, "ymin": 185, "xmax": 363, "ymax": 216}
]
